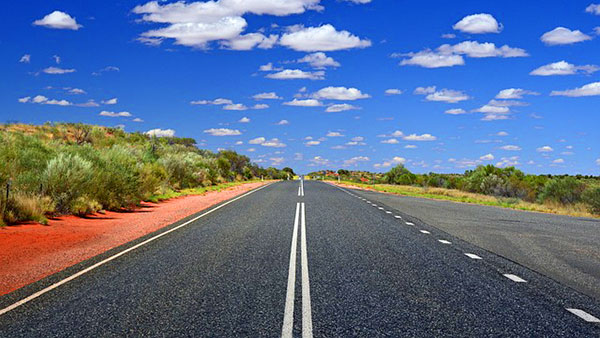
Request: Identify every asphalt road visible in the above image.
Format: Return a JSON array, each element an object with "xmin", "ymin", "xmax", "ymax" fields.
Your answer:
[{"xmin": 1, "ymin": 180, "xmax": 599, "ymax": 336}]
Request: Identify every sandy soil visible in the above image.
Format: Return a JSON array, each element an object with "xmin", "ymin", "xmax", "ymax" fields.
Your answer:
[{"xmin": 0, "ymin": 182, "xmax": 267, "ymax": 296}]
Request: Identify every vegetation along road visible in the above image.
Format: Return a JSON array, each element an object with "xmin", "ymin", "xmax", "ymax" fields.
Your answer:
[{"xmin": 1, "ymin": 180, "xmax": 599, "ymax": 336}]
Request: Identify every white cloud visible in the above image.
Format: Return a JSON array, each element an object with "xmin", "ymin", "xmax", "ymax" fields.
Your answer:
[
  {"xmin": 500, "ymin": 145, "xmax": 521, "ymax": 151},
  {"xmin": 266, "ymin": 69, "xmax": 324, "ymax": 80},
  {"xmin": 438, "ymin": 41, "xmax": 527, "ymax": 58},
  {"xmin": 19, "ymin": 54, "xmax": 31, "ymax": 63},
  {"xmin": 305, "ymin": 140, "xmax": 321, "ymax": 146},
  {"xmin": 133, "ymin": 118, "xmax": 144, "ymax": 123},
  {"xmin": 258, "ymin": 63, "xmax": 281, "ymax": 72},
  {"xmin": 444, "ymin": 108, "xmax": 468, "ymax": 115},
  {"xmin": 75, "ymin": 100, "xmax": 100, "ymax": 107},
  {"xmin": 325, "ymin": 103, "xmax": 360, "ymax": 112},
  {"xmin": 537, "ymin": 146, "xmax": 554, "ymax": 152},
  {"xmin": 309, "ymin": 156, "xmax": 331, "ymax": 166},
  {"xmin": 33, "ymin": 11, "xmax": 82, "ymax": 30},
  {"xmin": 276, "ymin": 119, "xmax": 290, "ymax": 125},
  {"xmin": 441, "ymin": 33, "xmax": 456, "ymax": 39},
  {"xmin": 68, "ymin": 88, "xmax": 86, "ymax": 95},
  {"xmin": 587, "ymin": 4, "xmax": 600, "ymax": 15},
  {"xmin": 400, "ymin": 50, "xmax": 465, "ymax": 68},
  {"xmin": 18, "ymin": 96, "xmax": 30, "ymax": 103},
  {"xmin": 414, "ymin": 86, "xmax": 437, "ymax": 95},
  {"xmin": 252, "ymin": 104, "xmax": 269, "ymax": 109},
  {"xmin": 552, "ymin": 158, "xmax": 565, "ymax": 164},
  {"xmin": 53, "ymin": 55, "xmax": 61, "ymax": 64},
  {"xmin": 381, "ymin": 138, "xmax": 400, "ymax": 144},
  {"xmin": 496, "ymin": 156, "xmax": 520, "ymax": 168},
  {"xmin": 99, "ymin": 111, "xmax": 132, "ymax": 117},
  {"xmin": 270, "ymin": 157, "xmax": 285, "ymax": 166},
  {"xmin": 385, "ymin": 89, "xmax": 402, "ymax": 95},
  {"xmin": 404, "ymin": 145, "xmax": 417, "ymax": 149},
  {"xmin": 238, "ymin": 117, "xmax": 250, "ymax": 123},
  {"xmin": 482, "ymin": 114, "xmax": 510, "ymax": 121},
  {"xmin": 312, "ymin": 86, "xmax": 370, "ymax": 100},
  {"xmin": 298, "ymin": 52, "xmax": 340, "ymax": 68},
  {"xmin": 249, "ymin": 137, "xmax": 266, "ymax": 144},
  {"xmin": 530, "ymin": 60, "xmax": 599, "ymax": 76},
  {"xmin": 253, "ymin": 92, "xmax": 281, "ymax": 100},
  {"xmin": 283, "ymin": 98, "xmax": 322, "ymax": 106},
  {"xmin": 145, "ymin": 128, "xmax": 175, "ymax": 137},
  {"xmin": 203, "ymin": 128, "xmax": 242, "ymax": 136},
  {"xmin": 495, "ymin": 88, "xmax": 539, "ymax": 99},
  {"xmin": 190, "ymin": 98, "xmax": 233, "ymax": 105},
  {"xmin": 403, "ymin": 134, "xmax": 437, "ymax": 141},
  {"xmin": 423, "ymin": 89, "xmax": 470, "ymax": 103},
  {"xmin": 43, "ymin": 67, "xmax": 76, "ymax": 74},
  {"xmin": 280, "ymin": 24, "xmax": 371, "ymax": 52},
  {"xmin": 374, "ymin": 156, "xmax": 406, "ymax": 168},
  {"xmin": 550, "ymin": 82, "xmax": 600, "ymax": 97},
  {"xmin": 21, "ymin": 95, "xmax": 72, "ymax": 106},
  {"xmin": 453, "ymin": 13, "xmax": 502, "ymax": 34},
  {"xmin": 480, "ymin": 153, "xmax": 495, "ymax": 161},
  {"xmin": 262, "ymin": 138, "xmax": 286, "ymax": 147},
  {"xmin": 92, "ymin": 66, "xmax": 120, "ymax": 76},
  {"xmin": 102, "ymin": 98, "xmax": 118, "ymax": 105},
  {"xmin": 326, "ymin": 131, "xmax": 344, "ymax": 137},
  {"xmin": 541, "ymin": 27, "xmax": 592, "ymax": 45},
  {"xmin": 474, "ymin": 105, "xmax": 510, "ymax": 114},
  {"xmin": 596, "ymin": 158, "xmax": 600, "ymax": 165},
  {"xmin": 221, "ymin": 33, "xmax": 278, "ymax": 50},
  {"xmin": 343, "ymin": 156, "xmax": 369, "ymax": 167},
  {"xmin": 223, "ymin": 103, "xmax": 248, "ymax": 111},
  {"xmin": 497, "ymin": 131, "xmax": 509, "ymax": 136}
]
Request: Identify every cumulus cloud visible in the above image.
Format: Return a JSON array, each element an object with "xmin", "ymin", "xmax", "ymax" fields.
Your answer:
[
  {"xmin": 43, "ymin": 67, "xmax": 76, "ymax": 74},
  {"xmin": 190, "ymin": 98, "xmax": 233, "ymax": 105},
  {"xmin": 68, "ymin": 88, "xmax": 86, "ymax": 95},
  {"xmin": 326, "ymin": 131, "xmax": 344, "ymax": 137},
  {"xmin": 495, "ymin": 88, "xmax": 539, "ymax": 99},
  {"xmin": 381, "ymin": 138, "xmax": 400, "ymax": 144},
  {"xmin": 453, "ymin": 13, "xmax": 502, "ymax": 34},
  {"xmin": 325, "ymin": 103, "xmax": 360, "ymax": 112},
  {"xmin": 374, "ymin": 156, "xmax": 406, "ymax": 168},
  {"xmin": 252, "ymin": 104, "xmax": 269, "ymax": 109},
  {"xmin": 102, "ymin": 98, "xmax": 118, "ymax": 105},
  {"xmin": 550, "ymin": 82, "xmax": 600, "ymax": 97},
  {"xmin": 33, "ymin": 11, "xmax": 82, "ymax": 30},
  {"xmin": 312, "ymin": 86, "xmax": 370, "ymax": 100},
  {"xmin": 500, "ymin": 145, "xmax": 521, "ymax": 151},
  {"xmin": 298, "ymin": 52, "xmax": 340, "ymax": 68},
  {"xmin": 541, "ymin": 27, "xmax": 592, "ymax": 45},
  {"xmin": 249, "ymin": 137, "xmax": 266, "ymax": 144},
  {"xmin": 99, "ymin": 111, "xmax": 132, "ymax": 117},
  {"xmin": 400, "ymin": 50, "xmax": 465, "ymax": 68},
  {"xmin": 280, "ymin": 24, "xmax": 371, "ymax": 51},
  {"xmin": 343, "ymin": 156, "xmax": 369, "ymax": 167},
  {"xmin": 403, "ymin": 134, "xmax": 437, "ymax": 141},
  {"xmin": 530, "ymin": 61, "xmax": 599, "ymax": 76},
  {"xmin": 552, "ymin": 158, "xmax": 565, "ymax": 164},
  {"xmin": 145, "ymin": 128, "xmax": 175, "ymax": 137},
  {"xmin": 596, "ymin": 158, "xmax": 600, "ymax": 166},
  {"xmin": 496, "ymin": 156, "xmax": 519, "ymax": 168},
  {"xmin": 223, "ymin": 103, "xmax": 248, "ymax": 111},
  {"xmin": 385, "ymin": 89, "xmax": 402, "ymax": 95},
  {"xmin": 276, "ymin": 119, "xmax": 290, "ymax": 125},
  {"xmin": 587, "ymin": 4, "xmax": 600, "ymax": 15},
  {"xmin": 480, "ymin": 153, "xmax": 495, "ymax": 161},
  {"xmin": 283, "ymin": 98, "xmax": 322, "ymax": 106},
  {"xmin": 19, "ymin": 95, "xmax": 72, "ymax": 106},
  {"xmin": 266, "ymin": 69, "xmax": 324, "ymax": 80},
  {"xmin": 253, "ymin": 92, "xmax": 281, "ymax": 100},
  {"xmin": 92, "ymin": 66, "xmax": 120, "ymax": 76},
  {"xmin": 221, "ymin": 33, "xmax": 278, "ymax": 50},
  {"xmin": 537, "ymin": 146, "xmax": 554, "ymax": 152},
  {"xmin": 238, "ymin": 117, "xmax": 250, "ymax": 123},
  {"xmin": 497, "ymin": 131, "xmax": 509, "ymax": 136},
  {"xmin": 444, "ymin": 108, "xmax": 468, "ymax": 115},
  {"xmin": 19, "ymin": 54, "xmax": 31, "ymax": 63},
  {"xmin": 305, "ymin": 140, "xmax": 320, "ymax": 146},
  {"xmin": 203, "ymin": 128, "xmax": 242, "ymax": 136},
  {"xmin": 418, "ymin": 88, "xmax": 470, "ymax": 103},
  {"xmin": 262, "ymin": 138, "xmax": 286, "ymax": 147}
]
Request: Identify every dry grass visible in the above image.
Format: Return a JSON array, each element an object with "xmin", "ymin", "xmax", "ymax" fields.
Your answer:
[{"xmin": 331, "ymin": 180, "xmax": 598, "ymax": 219}]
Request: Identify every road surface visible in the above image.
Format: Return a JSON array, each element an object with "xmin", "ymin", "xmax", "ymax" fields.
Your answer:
[{"xmin": 1, "ymin": 180, "xmax": 599, "ymax": 336}]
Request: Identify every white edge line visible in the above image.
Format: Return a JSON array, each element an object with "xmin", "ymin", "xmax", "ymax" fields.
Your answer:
[
  {"xmin": 566, "ymin": 308, "xmax": 600, "ymax": 323},
  {"xmin": 282, "ymin": 203, "xmax": 300, "ymax": 338},
  {"xmin": 0, "ymin": 182, "xmax": 273, "ymax": 316},
  {"xmin": 300, "ymin": 202, "xmax": 313, "ymax": 337}
]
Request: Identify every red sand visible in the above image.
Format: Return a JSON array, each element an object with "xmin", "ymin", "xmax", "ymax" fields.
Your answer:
[{"xmin": 0, "ymin": 182, "xmax": 267, "ymax": 296}]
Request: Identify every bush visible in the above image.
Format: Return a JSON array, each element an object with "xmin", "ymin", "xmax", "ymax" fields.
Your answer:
[
  {"xmin": 4, "ymin": 192, "xmax": 54, "ymax": 224},
  {"xmin": 538, "ymin": 177, "xmax": 586, "ymax": 205},
  {"xmin": 583, "ymin": 187, "xmax": 600, "ymax": 215},
  {"xmin": 44, "ymin": 153, "xmax": 94, "ymax": 213}
]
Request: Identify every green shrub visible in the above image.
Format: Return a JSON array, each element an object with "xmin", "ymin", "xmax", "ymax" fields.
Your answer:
[
  {"xmin": 71, "ymin": 196, "xmax": 102, "ymax": 216},
  {"xmin": 44, "ymin": 153, "xmax": 94, "ymax": 213},
  {"xmin": 538, "ymin": 177, "xmax": 586, "ymax": 205},
  {"xmin": 583, "ymin": 187, "xmax": 600, "ymax": 215},
  {"xmin": 4, "ymin": 192, "xmax": 54, "ymax": 224}
]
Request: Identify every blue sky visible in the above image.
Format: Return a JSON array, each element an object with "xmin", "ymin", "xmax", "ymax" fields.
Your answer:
[{"xmin": 2, "ymin": 0, "xmax": 600, "ymax": 174}]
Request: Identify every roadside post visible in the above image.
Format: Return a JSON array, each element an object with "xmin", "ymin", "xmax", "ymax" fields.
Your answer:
[{"xmin": 3, "ymin": 179, "xmax": 11, "ymax": 218}]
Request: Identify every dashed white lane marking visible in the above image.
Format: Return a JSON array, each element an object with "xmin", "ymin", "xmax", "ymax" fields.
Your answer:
[
  {"xmin": 394, "ymin": 216, "xmax": 402, "ymax": 219},
  {"xmin": 282, "ymin": 203, "xmax": 301, "ymax": 338},
  {"xmin": 420, "ymin": 230, "xmax": 431, "ymax": 234},
  {"xmin": 464, "ymin": 253, "xmax": 482, "ymax": 260},
  {"xmin": 503, "ymin": 274, "xmax": 527, "ymax": 283},
  {"xmin": 378, "ymin": 207, "xmax": 384, "ymax": 210},
  {"xmin": 566, "ymin": 308, "xmax": 600, "ymax": 323},
  {"xmin": 300, "ymin": 203, "xmax": 313, "ymax": 338},
  {"xmin": 365, "ymin": 200, "xmax": 371, "ymax": 203},
  {"xmin": 0, "ymin": 183, "xmax": 273, "ymax": 317},
  {"xmin": 438, "ymin": 240, "xmax": 452, "ymax": 245},
  {"xmin": 405, "ymin": 222, "xmax": 414, "ymax": 225},
  {"xmin": 385, "ymin": 211, "xmax": 392, "ymax": 214}
]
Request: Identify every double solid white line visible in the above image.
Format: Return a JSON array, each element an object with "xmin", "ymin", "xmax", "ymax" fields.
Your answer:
[
  {"xmin": 298, "ymin": 179, "xmax": 305, "ymax": 197},
  {"xmin": 282, "ymin": 202, "xmax": 313, "ymax": 338}
]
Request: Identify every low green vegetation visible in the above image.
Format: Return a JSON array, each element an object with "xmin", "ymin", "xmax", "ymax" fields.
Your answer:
[
  {"xmin": 0, "ymin": 123, "xmax": 288, "ymax": 226},
  {"xmin": 311, "ymin": 165, "xmax": 600, "ymax": 218}
]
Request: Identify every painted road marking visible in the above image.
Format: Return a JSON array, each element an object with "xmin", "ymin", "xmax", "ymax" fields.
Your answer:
[
  {"xmin": 378, "ymin": 207, "xmax": 384, "ymax": 210},
  {"xmin": 0, "ymin": 183, "xmax": 273, "ymax": 317},
  {"xmin": 464, "ymin": 253, "xmax": 482, "ymax": 260},
  {"xmin": 438, "ymin": 240, "xmax": 452, "ymax": 245},
  {"xmin": 298, "ymin": 180, "xmax": 304, "ymax": 197},
  {"xmin": 282, "ymin": 203, "xmax": 300, "ymax": 338},
  {"xmin": 300, "ymin": 203, "xmax": 313, "ymax": 338},
  {"xmin": 420, "ymin": 230, "xmax": 431, "ymax": 234},
  {"xmin": 406, "ymin": 222, "xmax": 414, "ymax": 225},
  {"xmin": 394, "ymin": 215, "xmax": 402, "ymax": 219},
  {"xmin": 566, "ymin": 308, "xmax": 600, "ymax": 323},
  {"xmin": 503, "ymin": 274, "xmax": 527, "ymax": 283},
  {"xmin": 385, "ymin": 211, "xmax": 392, "ymax": 214}
]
